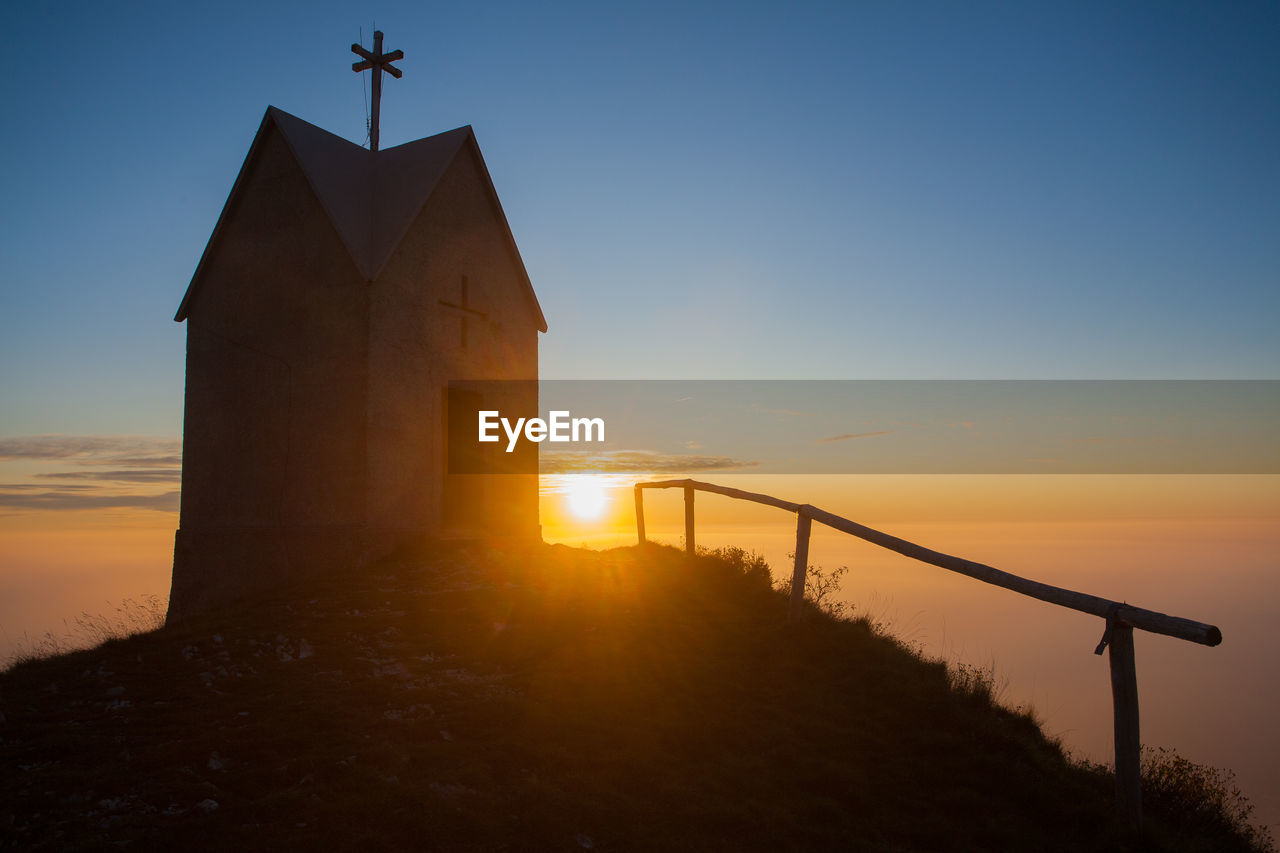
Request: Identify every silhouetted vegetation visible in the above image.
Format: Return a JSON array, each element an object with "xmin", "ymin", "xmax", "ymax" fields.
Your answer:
[
  {"xmin": 3, "ymin": 595, "xmax": 165, "ymax": 670},
  {"xmin": 0, "ymin": 543, "xmax": 1269, "ymax": 851}
]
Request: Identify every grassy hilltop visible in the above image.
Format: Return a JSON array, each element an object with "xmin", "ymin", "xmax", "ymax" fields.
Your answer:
[{"xmin": 0, "ymin": 543, "xmax": 1269, "ymax": 851}]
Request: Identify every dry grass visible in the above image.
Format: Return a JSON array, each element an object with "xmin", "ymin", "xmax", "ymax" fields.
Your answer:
[{"xmin": 3, "ymin": 595, "xmax": 166, "ymax": 671}]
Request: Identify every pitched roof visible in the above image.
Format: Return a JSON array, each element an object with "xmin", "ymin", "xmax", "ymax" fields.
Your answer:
[{"xmin": 175, "ymin": 106, "xmax": 546, "ymax": 331}]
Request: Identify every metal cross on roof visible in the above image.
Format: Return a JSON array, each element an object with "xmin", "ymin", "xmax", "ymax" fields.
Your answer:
[{"xmin": 351, "ymin": 30, "xmax": 404, "ymax": 152}]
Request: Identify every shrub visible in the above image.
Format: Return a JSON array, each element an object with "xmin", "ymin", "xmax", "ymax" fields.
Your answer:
[
  {"xmin": 1141, "ymin": 746, "xmax": 1275, "ymax": 851},
  {"xmin": 773, "ymin": 554, "xmax": 849, "ymax": 619},
  {"xmin": 947, "ymin": 660, "xmax": 1005, "ymax": 706},
  {"xmin": 700, "ymin": 545, "xmax": 773, "ymax": 589}
]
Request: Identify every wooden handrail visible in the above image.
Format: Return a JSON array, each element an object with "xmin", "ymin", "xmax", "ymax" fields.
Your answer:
[
  {"xmin": 635, "ymin": 478, "xmax": 1220, "ymax": 647},
  {"xmin": 641, "ymin": 478, "xmax": 804, "ymax": 513},
  {"xmin": 634, "ymin": 476, "xmax": 1225, "ymax": 833}
]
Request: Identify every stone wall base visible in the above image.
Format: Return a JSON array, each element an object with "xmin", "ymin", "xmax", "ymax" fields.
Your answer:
[{"xmin": 167, "ymin": 521, "xmax": 540, "ymax": 623}]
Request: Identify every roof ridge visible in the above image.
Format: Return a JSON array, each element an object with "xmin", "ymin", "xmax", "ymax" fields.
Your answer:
[
  {"xmin": 176, "ymin": 109, "xmax": 545, "ymax": 332},
  {"xmin": 366, "ymin": 126, "xmax": 473, "ymax": 280},
  {"xmin": 267, "ymin": 107, "xmax": 376, "ymax": 278}
]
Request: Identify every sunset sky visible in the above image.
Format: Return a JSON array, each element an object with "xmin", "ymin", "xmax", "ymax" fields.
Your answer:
[
  {"xmin": 2, "ymin": 2, "xmax": 1278, "ymax": 441},
  {"xmin": 3, "ymin": 1, "xmax": 1277, "ymax": 509},
  {"xmin": 1, "ymin": 0, "xmax": 1279, "ymax": 825}
]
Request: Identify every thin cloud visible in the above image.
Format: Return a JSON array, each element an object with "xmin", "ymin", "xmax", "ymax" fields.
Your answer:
[
  {"xmin": 0, "ymin": 489, "xmax": 180, "ymax": 512},
  {"xmin": 0, "ymin": 435, "xmax": 181, "ymax": 466},
  {"xmin": 541, "ymin": 449, "xmax": 758, "ymax": 474},
  {"xmin": 756, "ymin": 406, "xmax": 814, "ymax": 417},
  {"xmin": 0, "ymin": 483, "xmax": 98, "ymax": 492},
  {"xmin": 35, "ymin": 469, "xmax": 182, "ymax": 484},
  {"xmin": 0, "ymin": 435, "xmax": 182, "ymax": 513},
  {"xmin": 92, "ymin": 455, "xmax": 183, "ymax": 468},
  {"xmin": 814, "ymin": 430, "xmax": 895, "ymax": 444}
]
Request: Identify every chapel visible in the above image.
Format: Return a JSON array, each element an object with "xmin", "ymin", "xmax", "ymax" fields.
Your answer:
[{"xmin": 168, "ymin": 98, "xmax": 545, "ymax": 619}]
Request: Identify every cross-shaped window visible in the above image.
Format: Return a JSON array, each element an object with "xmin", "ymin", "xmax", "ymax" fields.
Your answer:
[{"xmin": 439, "ymin": 275, "xmax": 487, "ymax": 349}]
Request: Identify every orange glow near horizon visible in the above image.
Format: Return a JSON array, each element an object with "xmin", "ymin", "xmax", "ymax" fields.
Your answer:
[
  {"xmin": 0, "ymin": 512, "xmax": 174, "ymax": 658},
  {"xmin": 538, "ymin": 474, "xmax": 633, "ymax": 545},
  {"xmin": 542, "ymin": 473, "xmax": 1273, "ymax": 531},
  {"xmin": 2, "ymin": 475, "xmax": 1278, "ymax": 823}
]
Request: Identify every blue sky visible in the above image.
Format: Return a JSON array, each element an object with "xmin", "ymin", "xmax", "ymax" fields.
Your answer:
[{"xmin": 1, "ymin": 1, "xmax": 1277, "ymax": 439}]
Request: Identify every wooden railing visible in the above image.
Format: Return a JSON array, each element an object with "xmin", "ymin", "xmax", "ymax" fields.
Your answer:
[{"xmin": 633, "ymin": 478, "xmax": 1222, "ymax": 833}]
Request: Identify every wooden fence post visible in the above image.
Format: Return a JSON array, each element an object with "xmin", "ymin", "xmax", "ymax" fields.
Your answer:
[
  {"xmin": 634, "ymin": 485, "xmax": 646, "ymax": 544},
  {"xmin": 683, "ymin": 483, "xmax": 695, "ymax": 555},
  {"xmin": 1109, "ymin": 623, "xmax": 1143, "ymax": 833},
  {"xmin": 789, "ymin": 510, "xmax": 812, "ymax": 622}
]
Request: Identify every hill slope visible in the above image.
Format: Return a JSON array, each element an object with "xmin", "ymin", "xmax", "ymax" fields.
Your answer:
[{"xmin": 0, "ymin": 543, "xmax": 1262, "ymax": 851}]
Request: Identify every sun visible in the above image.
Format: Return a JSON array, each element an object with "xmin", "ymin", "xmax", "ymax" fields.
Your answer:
[{"xmin": 564, "ymin": 477, "xmax": 609, "ymax": 520}]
